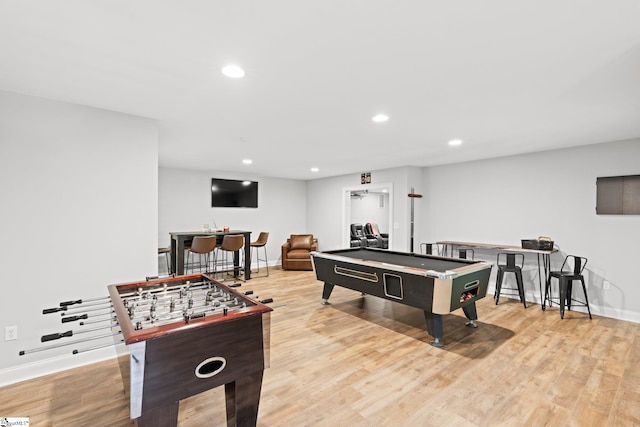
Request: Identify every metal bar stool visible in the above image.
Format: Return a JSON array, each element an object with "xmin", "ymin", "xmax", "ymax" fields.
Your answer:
[
  {"xmin": 158, "ymin": 247, "xmax": 172, "ymax": 275},
  {"xmin": 452, "ymin": 247, "xmax": 474, "ymax": 260},
  {"xmin": 214, "ymin": 234, "xmax": 246, "ymax": 283},
  {"xmin": 250, "ymin": 232, "xmax": 269, "ymax": 277},
  {"xmin": 420, "ymin": 243, "xmax": 442, "ymax": 255},
  {"xmin": 495, "ymin": 252, "xmax": 527, "ymax": 308},
  {"xmin": 544, "ymin": 255, "xmax": 592, "ymax": 319},
  {"xmin": 185, "ymin": 236, "xmax": 216, "ymax": 274}
]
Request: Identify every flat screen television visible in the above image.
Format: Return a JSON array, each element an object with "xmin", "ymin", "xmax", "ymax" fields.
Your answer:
[{"xmin": 211, "ymin": 178, "xmax": 258, "ymax": 208}]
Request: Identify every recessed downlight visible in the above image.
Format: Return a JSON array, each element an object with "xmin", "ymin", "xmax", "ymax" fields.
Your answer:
[
  {"xmin": 372, "ymin": 114, "xmax": 389, "ymax": 123},
  {"xmin": 310, "ymin": 167, "xmax": 319, "ymax": 173},
  {"xmin": 448, "ymin": 139, "xmax": 463, "ymax": 146},
  {"xmin": 242, "ymin": 159, "xmax": 252, "ymax": 165},
  {"xmin": 221, "ymin": 65, "xmax": 245, "ymax": 78}
]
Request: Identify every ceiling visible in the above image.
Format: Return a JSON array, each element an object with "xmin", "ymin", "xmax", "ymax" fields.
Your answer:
[{"xmin": 2, "ymin": 1, "xmax": 639, "ymax": 180}]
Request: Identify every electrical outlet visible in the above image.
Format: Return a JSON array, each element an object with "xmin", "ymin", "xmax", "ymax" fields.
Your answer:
[
  {"xmin": 603, "ymin": 281, "xmax": 611, "ymax": 290},
  {"xmin": 5, "ymin": 325, "xmax": 18, "ymax": 341}
]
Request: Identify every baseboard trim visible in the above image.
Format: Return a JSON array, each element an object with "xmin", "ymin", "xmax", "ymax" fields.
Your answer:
[{"xmin": 0, "ymin": 344, "xmax": 124, "ymax": 387}]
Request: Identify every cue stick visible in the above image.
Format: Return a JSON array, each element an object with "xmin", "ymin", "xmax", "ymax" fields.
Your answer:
[{"xmin": 408, "ymin": 188, "xmax": 423, "ymax": 253}]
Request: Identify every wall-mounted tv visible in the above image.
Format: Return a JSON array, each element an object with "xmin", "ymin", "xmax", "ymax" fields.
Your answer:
[{"xmin": 211, "ymin": 178, "xmax": 258, "ymax": 208}]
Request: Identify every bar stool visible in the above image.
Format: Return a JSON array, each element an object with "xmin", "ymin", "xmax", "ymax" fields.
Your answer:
[
  {"xmin": 495, "ymin": 252, "xmax": 527, "ymax": 308},
  {"xmin": 250, "ymin": 232, "xmax": 269, "ymax": 277},
  {"xmin": 214, "ymin": 234, "xmax": 246, "ymax": 282},
  {"xmin": 545, "ymin": 255, "xmax": 592, "ymax": 319},
  {"xmin": 185, "ymin": 236, "xmax": 216, "ymax": 274},
  {"xmin": 452, "ymin": 247, "xmax": 474, "ymax": 260},
  {"xmin": 158, "ymin": 247, "xmax": 172, "ymax": 275},
  {"xmin": 420, "ymin": 243, "xmax": 442, "ymax": 255}
]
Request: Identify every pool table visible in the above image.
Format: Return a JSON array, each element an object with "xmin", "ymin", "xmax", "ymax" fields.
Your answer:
[{"xmin": 311, "ymin": 248, "xmax": 492, "ymax": 347}]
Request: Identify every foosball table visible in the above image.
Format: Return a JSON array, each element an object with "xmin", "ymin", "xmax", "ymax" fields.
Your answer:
[{"xmin": 107, "ymin": 274, "xmax": 273, "ymax": 427}]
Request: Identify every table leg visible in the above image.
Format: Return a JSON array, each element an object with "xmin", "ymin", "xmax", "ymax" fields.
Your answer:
[
  {"xmin": 244, "ymin": 232, "xmax": 252, "ymax": 280},
  {"xmin": 225, "ymin": 371, "xmax": 263, "ymax": 427},
  {"xmin": 462, "ymin": 302, "xmax": 478, "ymax": 327},
  {"xmin": 170, "ymin": 237, "xmax": 178, "ymax": 276},
  {"xmin": 321, "ymin": 283, "xmax": 334, "ymax": 305},
  {"xmin": 423, "ymin": 311, "xmax": 444, "ymax": 347},
  {"xmin": 175, "ymin": 236, "xmax": 186, "ymax": 275},
  {"xmin": 137, "ymin": 401, "xmax": 179, "ymax": 427}
]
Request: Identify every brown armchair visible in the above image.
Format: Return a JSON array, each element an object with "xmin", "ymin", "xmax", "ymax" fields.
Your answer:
[{"xmin": 281, "ymin": 234, "xmax": 318, "ymax": 270}]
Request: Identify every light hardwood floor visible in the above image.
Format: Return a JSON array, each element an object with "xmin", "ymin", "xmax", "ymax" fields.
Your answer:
[{"xmin": 1, "ymin": 268, "xmax": 639, "ymax": 426}]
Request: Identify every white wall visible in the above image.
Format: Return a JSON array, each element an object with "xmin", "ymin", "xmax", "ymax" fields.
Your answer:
[
  {"xmin": 0, "ymin": 91, "xmax": 158, "ymax": 385},
  {"xmin": 159, "ymin": 167, "xmax": 307, "ymax": 267},
  {"xmin": 307, "ymin": 166, "xmax": 421, "ymax": 252},
  {"xmin": 421, "ymin": 138, "xmax": 640, "ymax": 322}
]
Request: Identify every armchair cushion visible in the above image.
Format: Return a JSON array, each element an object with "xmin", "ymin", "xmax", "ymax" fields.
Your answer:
[{"xmin": 290, "ymin": 234, "xmax": 313, "ymax": 250}]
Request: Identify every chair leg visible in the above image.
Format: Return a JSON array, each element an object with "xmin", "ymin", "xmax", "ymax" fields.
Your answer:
[
  {"xmin": 567, "ymin": 281, "xmax": 573, "ymax": 311},
  {"xmin": 559, "ymin": 277, "xmax": 568, "ymax": 319},
  {"xmin": 495, "ymin": 270, "xmax": 503, "ymax": 304},
  {"xmin": 581, "ymin": 277, "xmax": 592, "ymax": 319},
  {"xmin": 515, "ymin": 270, "xmax": 527, "ymax": 308},
  {"xmin": 262, "ymin": 245, "xmax": 269, "ymax": 277}
]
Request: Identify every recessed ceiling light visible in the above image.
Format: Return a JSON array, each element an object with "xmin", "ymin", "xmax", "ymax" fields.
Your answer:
[
  {"xmin": 448, "ymin": 139, "xmax": 463, "ymax": 146},
  {"xmin": 242, "ymin": 159, "xmax": 252, "ymax": 164},
  {"xmin": 221, "ymin": 65, "xmax": 245, "ymax": 78},
  {"xmin": 310, "ymin": 167, "xmax": 319, "ymax": 173},
  {"xmin": 372, "ymin": 114, "xmax": 389, "ymax": 123}
]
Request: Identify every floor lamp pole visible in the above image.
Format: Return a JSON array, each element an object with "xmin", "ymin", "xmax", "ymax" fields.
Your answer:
[{"xmin": 408, "ymin": 188, "xmax": 423, "ymax": 253}]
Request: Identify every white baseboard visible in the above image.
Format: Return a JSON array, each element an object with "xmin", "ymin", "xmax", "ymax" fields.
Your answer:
[{"xmin": 0, "ymin": 344, "xmax": 123, "ymax": 387}]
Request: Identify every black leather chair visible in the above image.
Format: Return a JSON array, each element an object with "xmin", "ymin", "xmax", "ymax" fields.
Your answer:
[
  {"xmin": 350, "ymin": 223, "xmax": 377, "ymax": 247},
  {"xmin": 545, "ymin": 255, "xmax": 592, "ymax": 319},
  {"xmin": 495, "ymin": 252, "xmax": 526, "ymax": 308},
  {"xmin": 364, "ymin": 222, "xmax": 388, "ymax": 249}
]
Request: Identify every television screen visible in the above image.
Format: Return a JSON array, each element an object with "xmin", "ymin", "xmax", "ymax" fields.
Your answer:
[{"xmin": 211, "ymin": 178, "xmax": 258, "ymax": 208}]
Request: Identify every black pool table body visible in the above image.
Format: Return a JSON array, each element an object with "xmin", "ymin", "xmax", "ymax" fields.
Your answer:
[{"xmin": 311, "ymin": 248, "xmax": 493, "ymax": 347}]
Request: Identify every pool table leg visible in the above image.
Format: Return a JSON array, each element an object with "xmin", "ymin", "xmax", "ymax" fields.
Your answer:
[
  {"xmin": 423, "ymin": 311, "xmax": 444, "ymax": 347},
  {"xmin": 462, "ymin": 302, "xmax": 478, "ymax": 328},
  {"xmin": 321, "ymin": 283, "xmax": 334, "ymax": 305}
]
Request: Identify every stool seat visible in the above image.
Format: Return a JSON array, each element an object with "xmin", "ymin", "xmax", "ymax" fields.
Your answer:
[{"xmin": 495, "ymin": 252, "xmax": 526, "ymax": 308}]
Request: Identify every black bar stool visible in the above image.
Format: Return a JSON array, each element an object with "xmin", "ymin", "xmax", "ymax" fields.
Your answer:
[
  {"xmin": 420, "ymin": 243, "xmax": 442, "ymax": 255},
  {"xmin": 495, "ymin": 252, "xmax": 526, "ymax": 308},
  {"xmin": 452, "ymin": 247, "xmax": 474, "ymax": 260},
  {"xmin": 545, "ymin": 255, "xmax": 592, "ymax": 319}
]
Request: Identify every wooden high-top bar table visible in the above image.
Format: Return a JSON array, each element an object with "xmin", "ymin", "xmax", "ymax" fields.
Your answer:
[{"xmin": 437, "ymin": 241, "xmax": 557, "ymax": 308}]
